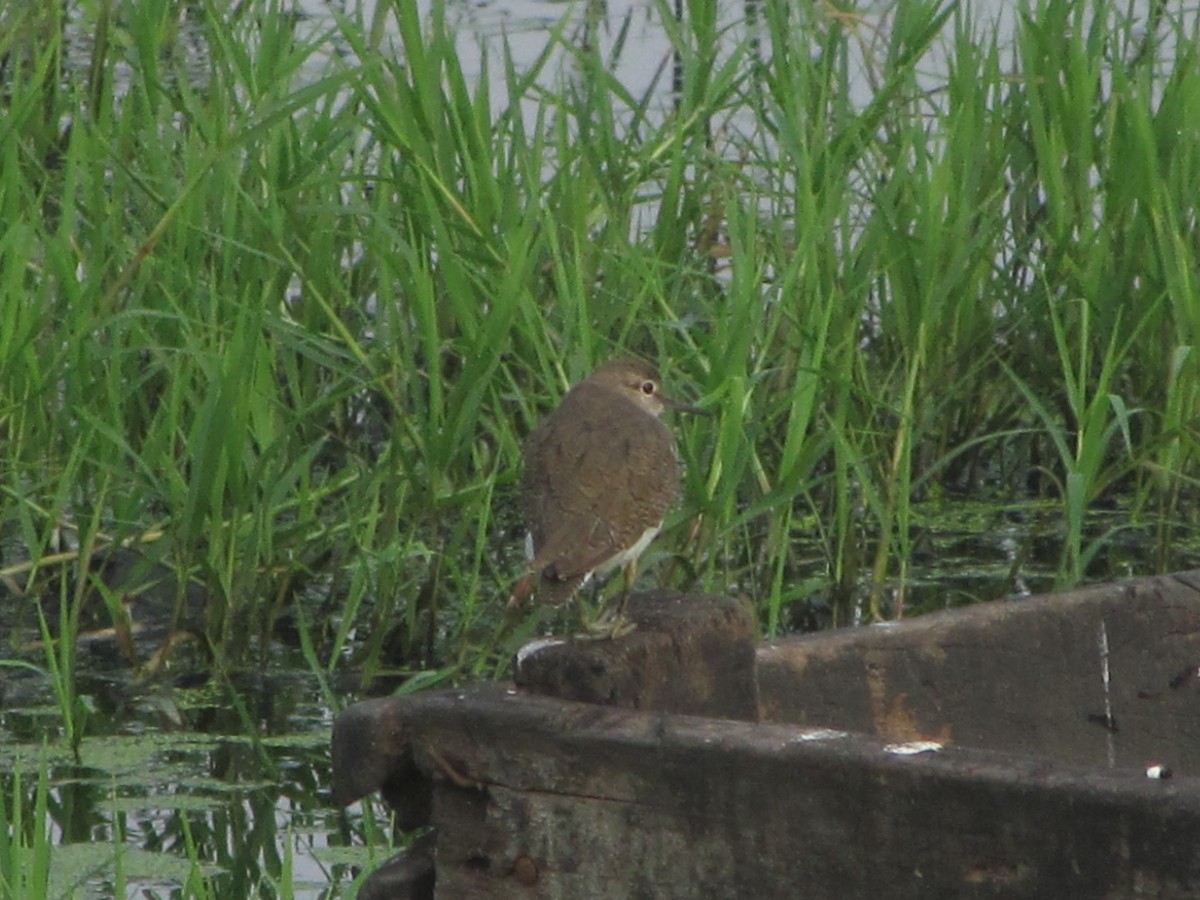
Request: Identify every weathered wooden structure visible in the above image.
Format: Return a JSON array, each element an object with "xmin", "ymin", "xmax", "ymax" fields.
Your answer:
[{"xmin": 333, "ymin": 573, "xmax": 1200, "ymax": 898}]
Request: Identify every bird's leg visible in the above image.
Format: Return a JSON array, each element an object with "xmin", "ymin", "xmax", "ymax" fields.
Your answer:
[
  {"xmin": 569, "ymin": 576, "xmax": 602, "ymax": 632},
  {"xmin": 580, "ymin": 561, "xmax": 637, "ymax": 639}
]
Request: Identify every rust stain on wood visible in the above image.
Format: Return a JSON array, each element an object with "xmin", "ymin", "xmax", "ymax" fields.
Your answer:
[{"xmin": 866, "ymin": 662, "xmax": 953, "ymax": 743}]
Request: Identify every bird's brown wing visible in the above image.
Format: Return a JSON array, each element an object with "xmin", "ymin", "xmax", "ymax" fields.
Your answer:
[{"xmin": 522, "ymin": 384, "xmax": 679, "ymax": 598}]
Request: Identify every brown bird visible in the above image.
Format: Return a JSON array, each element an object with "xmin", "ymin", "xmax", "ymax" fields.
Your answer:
[{"xmin": 516, "ymin": 358, "xmax": 699, "ymax": 638}]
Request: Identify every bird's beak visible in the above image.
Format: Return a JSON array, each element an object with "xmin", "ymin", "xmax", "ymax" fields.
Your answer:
[{"xmin": 662, "ymin": 394, "xmax": 713, "ymax": 417}]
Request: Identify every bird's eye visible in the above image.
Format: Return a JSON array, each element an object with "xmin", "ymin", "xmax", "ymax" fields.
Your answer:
[{"xmin": 641, "ymin": 380, "xmax": 656, "ymax": 395}]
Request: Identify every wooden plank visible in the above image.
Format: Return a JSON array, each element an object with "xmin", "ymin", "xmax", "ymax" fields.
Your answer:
[
  {"xmin": 513, "ymin": 589, "xmax": 759, "ymax": 720},
  {"xmin": 333, "ymin": 570, "xmax": 1200, "ymax": 898},
  {"xmin": 331, "ymin": 695, "xmax": 431, "ymax": 829},
  {"xmin": 356, "ymin": 833, "xmax": 435, "ymax": 900},
  {"xmin": 393, "ymin": 685, "xmax": 1200, "ymax": 898},
  {"xmin": 757, "ymin": 570, "xmax": 1200, "ymax": 769}
]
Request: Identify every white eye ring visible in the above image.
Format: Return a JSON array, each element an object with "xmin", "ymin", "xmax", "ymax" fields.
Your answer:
[{"xmin": 640, "ymin": 380, "xmax": 656, "ymax": 395}]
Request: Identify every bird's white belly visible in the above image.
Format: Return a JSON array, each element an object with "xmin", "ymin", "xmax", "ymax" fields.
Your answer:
[
  {"xmin": 525, "ymin": 521, "xmax": 663, "ymax": 585},
  {"xmin": 594, "ymin": 523, "xmax": 662, "ymax": 577}
]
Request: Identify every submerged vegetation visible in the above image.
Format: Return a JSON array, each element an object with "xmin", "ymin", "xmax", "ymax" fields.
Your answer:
[{"xmin": 2, "ymin": 0, "xmax": 1200, "ymax": 890}]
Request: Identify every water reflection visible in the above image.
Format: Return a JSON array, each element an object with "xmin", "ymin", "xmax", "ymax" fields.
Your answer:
[{"xmin": 0, "ymin": 664, "xmax": 386, "ymax": 899}]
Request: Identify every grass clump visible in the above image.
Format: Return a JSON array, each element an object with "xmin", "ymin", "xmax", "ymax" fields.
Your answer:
[{"xmin": 0, "ymin": 755, "xmax": 52, "ymax": 899}]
